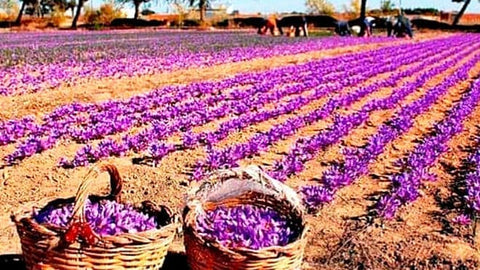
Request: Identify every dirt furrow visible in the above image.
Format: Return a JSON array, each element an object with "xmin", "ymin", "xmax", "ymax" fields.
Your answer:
[
  {"xmin": 0, "ymin": 37, "xmax": 434, "ymax": 121},
  {"xmin": 296, "ymin": 58, "xmax": 480, "ymax": 269}
]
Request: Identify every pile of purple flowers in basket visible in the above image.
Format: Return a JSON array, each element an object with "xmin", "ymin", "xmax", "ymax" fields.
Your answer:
[
  {"xmin": 34, "ymin": 199, "xmax": 157, "ymax": 236},
  {"xmin": 196, "ymin": 204, "xmax": 294, "ymax": 250}
]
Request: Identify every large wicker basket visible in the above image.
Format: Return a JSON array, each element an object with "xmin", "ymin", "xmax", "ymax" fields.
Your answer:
[
  {"xmin": 12, "ymin": 163, "xmax": 179, "ymax": 270},
  {"xmin": 183, "ymin": 165, "xmax": 308, "ymax": 270}
]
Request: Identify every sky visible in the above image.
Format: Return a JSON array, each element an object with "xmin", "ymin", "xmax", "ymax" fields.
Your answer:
[
  {"xmin": 220, "ymin": 0, "xmax": 480, "ymax": 14},
  {"xmin": 95, "ymin": 0, "xmax": 480, "ymax": 17}
]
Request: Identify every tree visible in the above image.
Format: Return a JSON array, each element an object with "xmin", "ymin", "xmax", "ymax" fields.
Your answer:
[
  {"xmin": 188, "ymin": 0, "xmax": 210, "ymax": 22},
  {"xmin": 115, "ymin": 0, "xmax": 169, "ymax": 20},
  {"xmin": 380, "ymin": 0, "xmax": 394, "ymax": 13},
  {"xmin": 66, "ymin": 0, "xmax": 76, "ymax": 17},
  {"xmin": 84, "ymin": 3, "xmax": 123, "ymax": 24},
  {"xmin": 14, "ymin": 0, "xmax": 75, "ymax": 24},
  {"xmin": 0, "ymin": 0, "xmax": 14, "ymax": 10},
  {"xmin": 171, "ymin": 1, "xmax": 187, "ymax": 25},
  {"xmin": 452, "ymin": 0, "xmax": 471, "ymax": 26},
  {"xmin": 343, "ymin": 0, "xmax": 361, "ymax": 17},
  {"xmin": 15, "ymin": 0, "xmax": 36, "ymax": 24},
  {"xmin": 0, "ymin": 0, "xmax": 18, "ymax": 20},
  {"xmin": 305, "ymin": 0, "xmax": 335, "ymax": 15},
  {"xmin": 71, "ymin": 0, "xmax": 87, "ymax": 28},
  {"xmin": 141, "ymin": 8, "xmax": 155, "ymax": 15},
  {"xmin": 133, "ymin": 0, "xmax": 143, "ymax": 19},
  {"xmin": 0, "ymin": 0, "xmax": 17, "ymax": 13},
  {"xmin": 360, "ymin": 0, "xmax": 367, "ymax": 19},
  {"xmin": 44, "ymin": 0, "xmax": 76, "ymax": 16}
]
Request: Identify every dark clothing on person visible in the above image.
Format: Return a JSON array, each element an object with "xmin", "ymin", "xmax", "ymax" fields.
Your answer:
[
  {"xmin": 360, "ymin": 18, "xmax": 372, "ymax": 37},
  {"xmin": 335, "ymin": 21, "xmax": 351, "ymax": 36},
  {"xmin": 386, "ymin": 20, "xmax": 394, "ymax": 37},
  {"xmin": 294, "ymin": 16, "xmax": 308, "ymax": 37},
  {"xmin": 390, "ymin": 16, "xmax": 413, "ymax": 38},
  {"xmin": 259, "ymin": 17, "xmax": 283, "ymax": 36}
]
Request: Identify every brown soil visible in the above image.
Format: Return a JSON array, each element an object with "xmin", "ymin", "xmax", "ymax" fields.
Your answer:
[
  {"xmin": 0, "ymin": 33, "xmax": 442, "ymax": 121},
  {"xmin": 289, "ymin": 53, "xmax": 480, "ymax": 269},
  {"xmin": 1, "ymin": 32, "xmax": 477, "ymax": 270}
]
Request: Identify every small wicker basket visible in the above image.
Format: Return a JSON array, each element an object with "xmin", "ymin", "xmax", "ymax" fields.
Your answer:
[
  {"xmin": 183, "ymin": 165, "xmax": 308, "ymax": 270},
  {"xmin": 12, "ymin": 163, "xmax": 179, "ymax": 270}
]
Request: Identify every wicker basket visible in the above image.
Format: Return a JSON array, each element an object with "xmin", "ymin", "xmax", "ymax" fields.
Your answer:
[
  {"xmin": 12, "ymin": 163, "xmax": 179, "ymax": 270},
  {"xmin": 183, "ymin": 165, "xmax": 308, "ymax": 270}
]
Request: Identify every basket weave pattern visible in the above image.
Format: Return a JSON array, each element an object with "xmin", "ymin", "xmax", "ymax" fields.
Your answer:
[
  {"xmin": 183, "ymin": 166, "xmax": 308, "ymax": 270},
  {"xmin": 12, "ymin": 164, "xmax": 179, "ymax": 270}
]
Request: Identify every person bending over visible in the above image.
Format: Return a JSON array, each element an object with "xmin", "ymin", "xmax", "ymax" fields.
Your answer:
[
  {"xmin": 334, "ymin": 21, "xmax": 352, "ymax": 37},
  {"xmin": 259, "ymin": 15, "xmax": 283, "ymax": 36},
  {"xmin": 393, "ymin": 15, "xmax": 413, "ymax": 38}
]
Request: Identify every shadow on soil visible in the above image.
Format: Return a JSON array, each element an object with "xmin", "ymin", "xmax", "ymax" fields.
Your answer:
[
  {"xmin": 429, "ymin": 142, "xmax": 479, "ymax": 240},
  {"xmin": 0, "ymin": 252, "xmax": 189, "ymax": 270}
]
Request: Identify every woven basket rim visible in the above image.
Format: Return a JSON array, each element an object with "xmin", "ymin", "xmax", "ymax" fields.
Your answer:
[
  {"xmin": 184, "ymin": 207, "xmax": 309, "ymax": 257},
  {"xmin": 11, "ymin": 163, "xmax": 180, "ymax": 247},
  {"xmin": 187, "ymin": 166, "xmax": 306, "ymax": 210},
  {"xmin": 183, "ymin": 165, "xmax": 309, "ymax": 257},
  {"xmin": 12, "ymin": 195, "xmax": 180, "ymax": 243}
]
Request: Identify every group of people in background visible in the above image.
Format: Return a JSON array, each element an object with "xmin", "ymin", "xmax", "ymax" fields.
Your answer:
[
  {"xmin": 335, "ymin": 12, "xmax": 413, "ymax": 38},
  {"xmin": 258, "ymin": 15, "xmax": 309, "ymax": 37},
  {"xmin": 386, "ymin": 15, "xmax": 414, "ymax": 38},
  {"xmin": 258, "ymin": 11, "xmax": 413, "ymax": 39},
  {"xmin": 335, "ymin": 17, "xmax": 374, "ymax": 37}
]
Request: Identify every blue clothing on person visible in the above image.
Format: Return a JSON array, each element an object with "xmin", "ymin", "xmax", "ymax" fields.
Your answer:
[
  {"xmin": 335, "ymin": 21, "xmax": 351, "ymax": 37},
  {"xmin": 388, "ymin": 16, "xmax": 413, "ymax": 38}
]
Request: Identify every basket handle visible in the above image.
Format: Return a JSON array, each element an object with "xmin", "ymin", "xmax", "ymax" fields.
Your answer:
[
  {"xmin": 242, "ymin": 165, "xmax": 303, "ymax": 207},
  {"xmin": 70, "ymin": 163, "xmax": 123, "ymax": 224},
  {"xmin": 190, "ymin": 165, "xmax": 303, "ymax": 211},
  {"xmin": 45, "ymin": 164, "xmax": 123, "ymax": 248}
]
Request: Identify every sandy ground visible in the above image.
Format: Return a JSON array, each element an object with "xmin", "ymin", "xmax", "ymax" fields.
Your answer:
[{"xmin": 1, "ymin": 32, "xmax": 479, "ymax": 269}]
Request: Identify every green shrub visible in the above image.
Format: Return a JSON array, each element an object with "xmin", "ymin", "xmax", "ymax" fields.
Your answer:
[
  {"xmin": 50, "ymin": 7, "xmax": 67, "ymax": 27},
  {"xmin": 84, "ymin": 4, "xmax": 124, "ymax": 26},
  {"xmin": 0, "ymin": 2, "xmax": 19, "ymax": 21}
]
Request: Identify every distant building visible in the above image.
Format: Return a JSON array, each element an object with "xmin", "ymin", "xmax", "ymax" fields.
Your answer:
[
  {"xmin": 440, "ymin": 12, "xmax": 480, "ymax": 24},
  {"xmin": 187, "ymin": 5, "xmax": 228, "ymax": 20},
  {"xmin": 206, "ymin": 8, "xmax": 228, "ymax": 18}
]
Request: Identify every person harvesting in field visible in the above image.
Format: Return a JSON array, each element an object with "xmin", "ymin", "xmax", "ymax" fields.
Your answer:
[
  {"xmin": 259, "ymin": 15, "xmax": 283, "ymax": 36},
  {"xmin": 386, "ymin": 12, "xmax": 413, "ymax": 38},
  {"xmin": 291, "ymin": 16, "xmax": 308, "ymax": 37},
  {"xmin": 361, "ymin": 17, "xmax": 375, "ymax": 37},
  {"xmin": 334, "ymin": 21, "xmax": 352, "ymax": 37},
  {"xmin": 393, "ymin": 15, "xmax": 413, "ymax": 38}
]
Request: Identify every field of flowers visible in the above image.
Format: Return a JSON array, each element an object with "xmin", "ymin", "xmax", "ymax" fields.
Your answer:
[{"xmin": 1, "ymin": 30, "xmax": 480, "ymax": 269}]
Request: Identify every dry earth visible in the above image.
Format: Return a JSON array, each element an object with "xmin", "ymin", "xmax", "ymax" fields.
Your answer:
[{"xmin": 1, "ymin": 32, "xmax": 477, "ymax": 269}]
